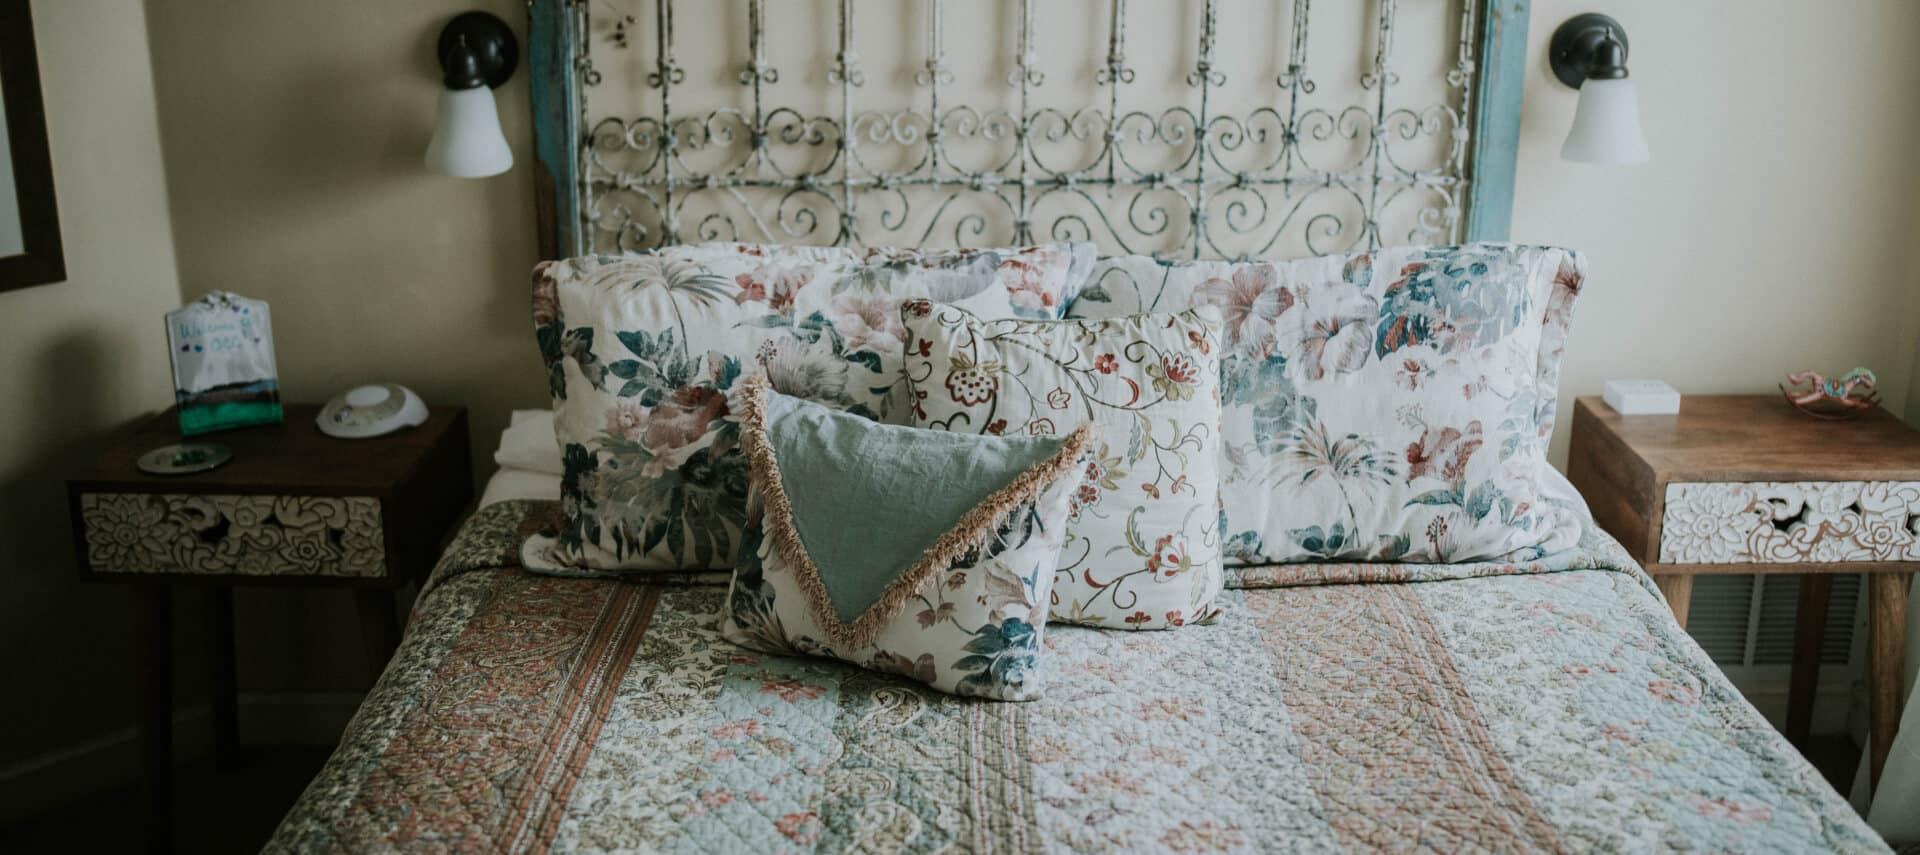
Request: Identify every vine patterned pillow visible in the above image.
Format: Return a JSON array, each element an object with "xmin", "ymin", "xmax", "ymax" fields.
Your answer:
[
  {"xmin": 526, "ymin": 243, "xmax": 1089, "ymax": 572},
  {"xmin": 1066, "ymin": 243, "xmax": 1587, "ymax": 565},
  {"xmin": 901, "ymin": 301, "xmax": 1227, "ymax": 630},
  {"xmin": 719, "ymin": 378, "xmax": 1091, "ymax": 701}
]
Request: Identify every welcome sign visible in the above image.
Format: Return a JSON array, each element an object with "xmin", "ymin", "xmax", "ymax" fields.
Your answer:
[{"xmin": 166, "ymin": 292, "xmax": 283, "ymax": 435}]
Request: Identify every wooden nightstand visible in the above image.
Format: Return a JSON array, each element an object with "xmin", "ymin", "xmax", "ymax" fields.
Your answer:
[
  {"xmin": 1567, "ymin": 395, "xmax": 1915, "ymax": 792},
  {"xmin": 66, "ymin": 404, "xmax": 472, "ymax": 852}
]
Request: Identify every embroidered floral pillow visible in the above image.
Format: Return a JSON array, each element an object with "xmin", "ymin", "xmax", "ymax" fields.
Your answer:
[
  {"xmin": 901, "ymin": 302, "xmax": 1227, "ymax": 630},
  {"xmin": 1066, "ymin": 243, "xmax": 1587, "ymax": 565},
  {"xmin": 719, "ymin": 378, "xmax": 1091, "ymax": 701},
  {"xmin": 527, "ymin": 243, "xmax": 1089, "ymax": 572}
]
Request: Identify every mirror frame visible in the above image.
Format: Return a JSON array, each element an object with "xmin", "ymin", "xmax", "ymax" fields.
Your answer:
[{"xmin": 0, "ymin": 0, "xmax": 65, "ymax": 293}]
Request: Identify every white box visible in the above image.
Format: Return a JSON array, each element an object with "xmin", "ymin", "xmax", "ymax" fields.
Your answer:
[{"xmin": 1603, "ymin": 379, "xmax": 1680, "ymax": 415}]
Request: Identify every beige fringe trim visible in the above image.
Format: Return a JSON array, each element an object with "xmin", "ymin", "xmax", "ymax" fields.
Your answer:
[{"xmin": 737, "ymin": 374, "xmax": 1092, "ymax": 650}]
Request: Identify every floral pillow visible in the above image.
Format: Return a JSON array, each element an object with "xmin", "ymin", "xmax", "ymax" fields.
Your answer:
[
  {"xmin": 900, "ymin": 301, "xmax": 1227, "ymax": 630},
  {"xmin": 1066, "ymin": 242, "xmax": 1587, "ymax": 565},
  {"xmin": 667, "ymin": 241, "xmax": 1097, "ymax": 311},
  {"xmin": 719, "ymin": 377, "xmax": 1091, "ymax": 701},
  {"xmin": 527, "ymin": 242, "xmax": 1090, "ymax": 572}
]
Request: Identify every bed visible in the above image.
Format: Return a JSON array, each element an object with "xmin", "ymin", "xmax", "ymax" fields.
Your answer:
[
  {"xmin": 265, "ymin": 2, "xmax": 1886, "ymax": 849},
  {"xmin": 261, "ymin": 413, "xmax": 1884, "ymax": 853}
]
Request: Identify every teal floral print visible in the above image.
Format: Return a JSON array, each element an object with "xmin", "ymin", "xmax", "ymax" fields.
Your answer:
[
  {"xmin": 528, "ymin": 243, "xmax": 1089, "ymax": 573},
  {"xmin": 1068, "ymin": 243, "xmax": 1587, "ymax": 566}
]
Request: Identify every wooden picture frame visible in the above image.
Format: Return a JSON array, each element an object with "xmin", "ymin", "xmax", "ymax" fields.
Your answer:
[{"xmin": 0, "ymin": 0, "xmax": 65, "ymax": 292}]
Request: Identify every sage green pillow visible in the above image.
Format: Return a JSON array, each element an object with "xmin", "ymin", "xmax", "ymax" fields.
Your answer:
[{"xmin": 719, "ymin": 376, "xmax": 1091, "ymax": 700}]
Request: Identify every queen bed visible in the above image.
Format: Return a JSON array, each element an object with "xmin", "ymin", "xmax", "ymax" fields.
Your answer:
[
  {"xmin": 267, "ymin": 2, "xmax": 1890, "ymax": 850},
  {"xmin": 268, "ymin": 443, "xmax": 1881, "ymax": 851}
]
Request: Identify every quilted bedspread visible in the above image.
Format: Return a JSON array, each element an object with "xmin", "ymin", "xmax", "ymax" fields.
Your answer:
[{"xmin": 267, "ymin": 501, "xmax": 1886, "ymax": 853}]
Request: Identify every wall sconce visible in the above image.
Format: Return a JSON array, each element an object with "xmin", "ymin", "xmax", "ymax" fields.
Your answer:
[
  {"xmin": 425, "ymin": 12, "xmax": 518, "ymax": 178},
  {"xmin": 1549, "ymin": 13, "xmax": 1649, "ymax": 165}
]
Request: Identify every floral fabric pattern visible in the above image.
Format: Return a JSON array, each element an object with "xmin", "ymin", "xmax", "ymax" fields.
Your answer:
[
  {"xmin": 268, "ymin": 501, "xmax": 1885, "ymax": 854},
  {"xmin": 1069, "ymin": 242, "xmax": 1587, "ymax": 566},
  {"xmin": 719, "ymin": 463, "xmax": 1082, "ymax": 701},
  {"xmin": 529, "ymin": 243, "xmax": 1088, "ymax": 572},
  {"xmin": 901, "ymin": 302, "xmax": 1226, "ymax": 630},
  {"xmin": 79, "ymin": 493, "xmax": 384, "ymax": 577}
]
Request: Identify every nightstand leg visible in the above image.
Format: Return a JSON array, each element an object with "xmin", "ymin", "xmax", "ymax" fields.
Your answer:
[
  {"xmin": 1655, "ymin": 574, "xmax": 1694, "ymax": 630},
  {"xmin": 139, "ymin": 585, "xmax": 173, "ymax": 854},
  {"xmin": 1785, "ymin": 575, "xmax": 1832, "ymax": 748},
  {"xmin": 355, "ymin": 589, "xmax": 402, "ymax": 680},
  {"xmin": 1868, "ymin": 571, "xmax": 1910, "ymax": 791},
  {"xmin": 207, "ymin": 587, "xmax": 240, "ymax": 770}
]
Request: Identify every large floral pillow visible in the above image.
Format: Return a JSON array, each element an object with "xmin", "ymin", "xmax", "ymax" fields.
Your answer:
[
  {"xmin": 719, "ymin": 377, "xmax": 1091, "ymax": 701},
  {"xmin": 1066, "ymin": 242, "xmax": 1587, "ymax": 565},
  {"xmin": 901, "ymin": 301, "xmax": 1226, "ymax": 630},
  {"xmin": 527, "ymin": 242, "xmax": 1089, "ymax": 572}
]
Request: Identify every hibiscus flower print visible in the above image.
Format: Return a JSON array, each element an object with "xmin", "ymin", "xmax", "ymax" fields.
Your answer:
[
  {"xmin": 760, "ymin": 338, "xmax": 851, "ymax": 404},
  {"xmin": 1404, "ymin": 420, "xmax": 1484, "ymax": 483},
  {"xmin": 1545, "ymin": 253, "xmax": 1584, "ymax": 328},
  {"xmin": 1277, "ymin": 289, "xmax": 1378, "ymax": 381},
  {"xmin": 999, "ymin": 256, "xmax": 1061, "ymax": 317},
  {"xmin": 1195, "ymin": 264, "xmax": 1292, "ymax": 357},
  {"xmin": 733, "ymin": 264, "xmax": 808, "ymax": 312},
  {"xmin": 829, "ymin": 293, "xmax": 904, "ymax": 354}
]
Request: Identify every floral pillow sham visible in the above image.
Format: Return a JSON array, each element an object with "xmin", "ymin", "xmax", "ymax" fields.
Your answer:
[
  {"xmin": 1065, "ymin": 242, "xmax": 1588, "ymax": 565},
  {"xmin": 719, "ymin": 377, "xmax": 1092, "ymax": 701},
  {"xmin": 901, "ymin": 301, "xmax": 1227, "ymax": 630},
  {"xmin": 527, "ymin": 242, "xmax": 1090, "ymax": 572},
  {"xmin": 666, "ymin": 240, "xmax": 1096, "ymax": 312}
]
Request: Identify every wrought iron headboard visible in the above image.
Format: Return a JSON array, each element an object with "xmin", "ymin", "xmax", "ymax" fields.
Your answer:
[{"xmin": 528, "ymin": 0, "xmax": 1531, "ymax": 261}]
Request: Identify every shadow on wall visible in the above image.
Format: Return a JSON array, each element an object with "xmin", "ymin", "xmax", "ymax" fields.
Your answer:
[{"xmin": 0, "ymin": 329, "xmax": 205, "ymax": 807}]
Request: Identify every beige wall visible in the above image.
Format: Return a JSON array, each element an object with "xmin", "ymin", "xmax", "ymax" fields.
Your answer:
[
  {"xmin": 0, "ymin": 0, "xmax": 186, "ymax": 782},
  {"xmin": 1516, "ymin": 0, "xmax": 1920, "ymax": 463}
]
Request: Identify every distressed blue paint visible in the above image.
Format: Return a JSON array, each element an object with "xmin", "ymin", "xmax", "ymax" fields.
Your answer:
[
  {"xmin": 529, "ymin": 0, "xmax": 582, "ymax": 259},
  {"xmin": 1466, "ymin": 0, "xmax": 1530, "ymax": 243}
]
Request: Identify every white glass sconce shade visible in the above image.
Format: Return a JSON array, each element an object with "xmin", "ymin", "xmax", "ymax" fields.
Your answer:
[
  {"xmin": 1560, "ymin": 78, "xmax": 1649, "ymax": 165},
  {"xmin": 426, "ymin": 86, "xmax": 513, "ymax": 177}
]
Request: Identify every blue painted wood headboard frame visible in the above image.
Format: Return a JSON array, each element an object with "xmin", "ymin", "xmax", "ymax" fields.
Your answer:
[{"xmin": 528, "ymin": 0, "xmax": 1531, "ymax": 261}]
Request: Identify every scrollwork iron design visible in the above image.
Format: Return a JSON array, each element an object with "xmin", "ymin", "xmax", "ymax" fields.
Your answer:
[{"xmin": 573, "ymin": 0, "xmax": 1487, "ymax": 260}]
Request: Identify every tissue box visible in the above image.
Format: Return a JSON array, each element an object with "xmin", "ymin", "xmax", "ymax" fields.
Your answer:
[
  {"xmin": 166, "ymin": 291, "xmax": 284, "ymax": 435},
  {"xmin": 1603, "ymin": 379, "xmax": 1680, "ymax": 415}
]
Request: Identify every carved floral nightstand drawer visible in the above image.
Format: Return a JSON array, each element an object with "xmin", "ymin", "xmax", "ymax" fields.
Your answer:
[
  {"xmin": 66, "ymin": 404, "xmax": 472, "ymax": 849},
  {"xmin": 1567, "ymin": 395, "xmax": 1917, "ymax": 793},
  {"xmin": 1659, "ymin": 481, "xmax": 1920, "ymax": 565},
  {"xmin": 79, "ymin": 493, "xmax": 387, "ymax": 577},
  {"xmin": 69, "ymin": 405, "xmax": 470, "ymax": 586}
]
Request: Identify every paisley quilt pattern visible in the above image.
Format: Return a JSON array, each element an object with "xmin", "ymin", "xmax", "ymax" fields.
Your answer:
[{"xmin": 268, "ymin": 501, "xmax": 1886, "ymax": 854}]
